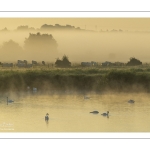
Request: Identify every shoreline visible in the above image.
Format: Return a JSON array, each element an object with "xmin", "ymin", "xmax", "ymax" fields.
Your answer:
[{"xmin": 0, "ymin": 67, "xmax": 149, "ymax": 93}]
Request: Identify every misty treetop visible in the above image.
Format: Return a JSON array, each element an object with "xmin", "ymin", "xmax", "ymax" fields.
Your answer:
[
  {"xmin": 24, "ymin": 32, "xmax": 58, "ymax": 52},
  {"xmin": 16, "ymin": 25, "xmax": 35, "ymax": 31},
  {"xmin": 0, "ymin": 40, "xmax": 23, "ymax": 52},
  {"xmin": 41, "ymin": 24, "xmax": 80, "ymax": 30},
  {"xmin": 0, "ymin": 40, "xmax": 23, "ymax": 60},
  {"xmin": 0, "ymin": 27, "xmax": 8, "ymax": 31}
]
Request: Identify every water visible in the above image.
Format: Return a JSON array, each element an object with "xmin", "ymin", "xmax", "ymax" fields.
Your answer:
[{"xmin": 0, "ymin": 92, "xmax": 150, "ymax": 132}]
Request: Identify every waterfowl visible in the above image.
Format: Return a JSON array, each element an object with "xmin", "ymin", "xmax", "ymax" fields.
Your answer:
[
  {"xmin": 7, "ymin": 97, "xmax": 14, "ymax": 105},
  {"xmin": 45, "ymin": 113, "xmax": 49, "ymax": 121},
  {"xmin": 101, "ymin": 111, "xmax": 109, "ymax": 116},
  {"xmin": 33, "ymin": 87, "xmax": 37, "ymax": 93},
  {"xmin": 90, "ymin": 111, "xmax": 99, "ymax": 114},
  {"xmin": 8, "ymin": 100, "xmax": 14, "ymax": 102},
  {"xmin": 128, "ymin": 100, "xmax": 135, "ymax": 103},
  {"xmin": 45, "ymin": 116, "xmax": 49, "ymax": 120}
]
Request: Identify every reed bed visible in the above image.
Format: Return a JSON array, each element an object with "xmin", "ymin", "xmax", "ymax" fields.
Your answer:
[{"xmin": 0, "ymin": 65, "xmax": 150, "ymax": 92}]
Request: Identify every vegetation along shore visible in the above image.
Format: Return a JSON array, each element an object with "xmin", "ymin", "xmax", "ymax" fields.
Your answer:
[{"xmin": 1, "ymin": 66, "xmax": 150, "ymax": 93}]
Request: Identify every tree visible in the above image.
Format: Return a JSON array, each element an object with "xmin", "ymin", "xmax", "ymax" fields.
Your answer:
[
  {"xmin": 0, "ymin": 40, "xmax": 23, "ymax": 61},
  {"xmin": 62, "ymin": 55, "xmax": 71, "ymax": 67},
  {"xmin": 126, "ymin": 57, "xmax": 142, "ymax": 66},
  {"xmin": 42, "ymin": 61, "xmax": 46, "ymax": 65},
  {"xmin": 55, "ymin": 55, "xmax": 71, "ymax": 67},
  {"xmin": 24, "ymin": 32, "xmax": 58, "ymax": 60},
  {"xmin": 1, "ymin": 40, "xmax": 22, "ymax": 51},
  {"xmin": 24, "ymin": 32, "xmax": 58, "ymax": 51}
]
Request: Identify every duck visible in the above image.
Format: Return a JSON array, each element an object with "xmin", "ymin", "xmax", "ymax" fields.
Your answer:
[
  {"xmin": 101, "ymin": 111, "xmax": 109, "ymax": 116},
  {"xmin": 128, "ymin": 99, "xmax": 135, "ymax": 103},
  {"xmin": 90, "ymin": 111, "xmax": 99, "ymax": 114}
]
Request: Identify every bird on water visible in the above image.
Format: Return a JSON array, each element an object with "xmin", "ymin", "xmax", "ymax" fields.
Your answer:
[
  {"xmin": 90, "ymin": 111, "xmax": 99, "ymax": 114},
  {"xmin": 101, "ymin": 111, "xmax": 109, "ymax": 116},
  {"xmin": 128, "ymin": 100, "xmax": 135, "ymax": 103},
  {"xmin": 7, "ymin": 97, "xmax": 14, "ymax": 105},
  {"xmin": 45, "ymin": 113, "xmax": 49, "ymax": 121}
]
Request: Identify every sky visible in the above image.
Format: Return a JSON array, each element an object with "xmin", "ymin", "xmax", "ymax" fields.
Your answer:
[{"xmin": 1, "ymin": 18, "xmax": 150, "ymax": 31}]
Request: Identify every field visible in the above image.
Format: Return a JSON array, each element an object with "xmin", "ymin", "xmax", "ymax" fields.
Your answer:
[{"xmin": 0, "ymin": 64, "xmax": 150, "ymax": 93}]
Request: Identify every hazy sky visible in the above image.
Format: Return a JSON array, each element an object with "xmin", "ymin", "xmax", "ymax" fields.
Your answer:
[
  {"xmin": 1, "ymin": 18, "xmax": 150, "ymax": 62},
  {"xmin": 1, "ymin": 18, "xmax": 150, "ymax": 31}
]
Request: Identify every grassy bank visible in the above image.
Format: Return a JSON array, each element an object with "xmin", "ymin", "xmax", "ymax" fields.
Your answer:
[{"xmin": 0, "ymin": 67, "xmax": 150, "ymax": 92}]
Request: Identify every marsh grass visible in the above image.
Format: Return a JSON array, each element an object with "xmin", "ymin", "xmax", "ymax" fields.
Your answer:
[{"xmin": 0, "ymin": 65, "xmax": 150, "ymax": 92}]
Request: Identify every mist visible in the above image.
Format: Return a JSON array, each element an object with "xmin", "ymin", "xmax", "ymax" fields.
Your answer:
[{"xmin": 0, "ymin": 30, "xmax": 150, "ymax": 63}]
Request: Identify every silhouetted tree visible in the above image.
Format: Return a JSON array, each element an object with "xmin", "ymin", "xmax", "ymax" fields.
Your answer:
[
  {"xmin": 55, "ymin": 59, "xmax": 62, "ymax": 67},
  {"xmin": 55, "ymin": 55, "xmax": 71, "ymax": 67},
  {"xmin": 126, "ymin": 57, "xmax": 142, "ymax": 66},
  {"xmin": 62, "ymin": 55, "xmax": 71, "ymax": 67},
  {"xmin": 42, "ymin": 61, "xmax": 46, "ymax": 65}
]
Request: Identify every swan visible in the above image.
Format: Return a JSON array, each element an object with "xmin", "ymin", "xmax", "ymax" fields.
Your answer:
[
  {"xmin": 45, "ymin": 116, "xmax": 49, "ymax": 120},
  {"xmin": 101, "ymin": 111, "xmax": 109, "ymax": 116},
  {"xmin": 33, "ymin": 87, "xmax": 37, "ymax": 93},
  {"xmin": 8, "ymin": 100, "xmax": 14, "ymax": 103},
  {"xmin": 7, "ymin": 97, "xmax": 14, "ymax": 105},
  {"xmin": 128, "ymin": 100, "xmax": 135, "ymax": 103},
  {"xmin": 90, "ymin": 111, "xmax": 99, "ymax": 114},
  {"xmin": 45, "ymin": 113, "xmax": 49, "ymax": 121}
]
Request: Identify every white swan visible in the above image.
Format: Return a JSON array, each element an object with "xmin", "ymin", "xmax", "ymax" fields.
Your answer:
[
  {"xmin": 128, "ymin": 100, "xmax": 135, "ymax": 103},
  {"xmin": 90, "ymin": 111, "xmax": 99, "ymax": 114},
  {"xmin": 101, "ymin": 111, "xmax": 109, "ymax": 116}
]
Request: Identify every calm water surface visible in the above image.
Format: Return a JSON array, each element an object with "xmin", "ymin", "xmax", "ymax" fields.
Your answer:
[{"xmin": 0, "ymin": 92, "xmax": 150, "ymax": 132}]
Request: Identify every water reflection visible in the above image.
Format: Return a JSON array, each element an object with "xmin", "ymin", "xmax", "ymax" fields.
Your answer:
[
  {"xmin": 45, "ymin": 119, "xmax": 49, "ymax": 125},
  {"xmin": 0, "ymin": 92, "xmax": 150, "ymax": 132}
]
